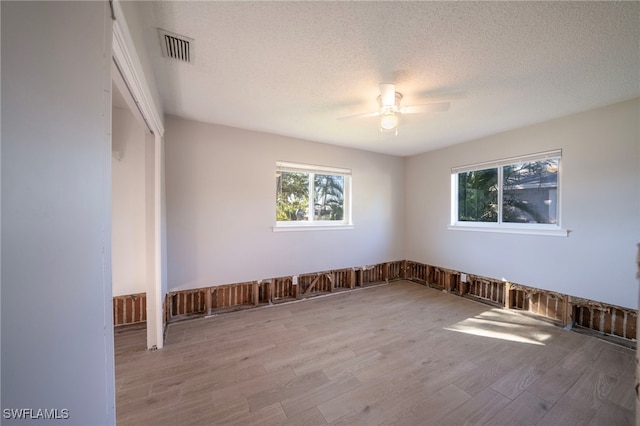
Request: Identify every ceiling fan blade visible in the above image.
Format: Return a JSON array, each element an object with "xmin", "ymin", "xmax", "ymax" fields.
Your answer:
[
  {"xmin": 337, "ymin": 110, "xmax": 381, "ymax": 120},
  {"xmin": 379, "ymin": 83, "xmax": 396, "ymax": 106},
  {"xmin": 400, "ymin": 101, "xmax": 451, "ymax": 114}
]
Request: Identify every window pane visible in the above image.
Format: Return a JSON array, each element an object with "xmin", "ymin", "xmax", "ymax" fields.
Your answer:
[
  {"xmin": 313, "ymin": 174, "xmax": 344, "ymax": 221},
  {"xmin": 276, "ymin": 171, "xmax": 309, "ymax": 221},
  {"xmin": 502, "ymin": 159, "xmax": 558, "ymax": 224},
  {"xmin": 458, "ymin": 168, "xmax": 498, "ymax": 222}
]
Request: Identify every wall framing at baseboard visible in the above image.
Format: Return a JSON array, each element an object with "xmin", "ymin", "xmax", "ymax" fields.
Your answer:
[
  {"xmin": 113, "ymin": 292, "xmax": 146, "ymax": 326},
  {"xmin": 113, "ymin": 260, "xmax": 637, "ymax": 346}
]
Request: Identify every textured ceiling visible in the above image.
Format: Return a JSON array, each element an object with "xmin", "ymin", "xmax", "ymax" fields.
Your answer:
[{"xmin": 137, "ymin": 1, "xmax": 639, "ymax": 156}]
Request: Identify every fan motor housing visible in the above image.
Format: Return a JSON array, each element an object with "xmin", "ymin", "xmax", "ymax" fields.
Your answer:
[{"xmin": 377, "ymin": 92, "xmax": 403, "ymax": 111}]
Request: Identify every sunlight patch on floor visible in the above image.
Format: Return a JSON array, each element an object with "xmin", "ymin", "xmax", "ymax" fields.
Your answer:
[{"xmin": 444, "ymin": 309, "xmax": 552, "ymax": 346}]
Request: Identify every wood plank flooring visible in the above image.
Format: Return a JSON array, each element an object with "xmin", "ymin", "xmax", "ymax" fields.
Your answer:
[{"xmin": 115, "ymin": 281, "xmax": 635, "ymax": 425}]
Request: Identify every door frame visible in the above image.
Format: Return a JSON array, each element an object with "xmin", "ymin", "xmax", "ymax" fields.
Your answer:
[{"xmin": 112, "ymin": 0, "xmax": 165, "ymax": 349}]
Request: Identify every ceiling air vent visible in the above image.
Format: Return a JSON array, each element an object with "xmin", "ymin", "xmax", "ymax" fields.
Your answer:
[{"xmin": 158, "ymin": 29, "xmax": 194, "ymax": 63}]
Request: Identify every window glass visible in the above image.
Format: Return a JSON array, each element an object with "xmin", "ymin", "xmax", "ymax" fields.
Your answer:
[
  {"xmin": 457, "ymin": 168, "xmax": 498, "ymax": 222},
  {"xmin": 314, "ymin": 174, "xmax": 344, "ymax": 221},
  {"xmin": 502, "ymin": 159, "xmax": 558, "ymax": 224},
  {"xmin": 276, "ymin": 171, "xmax": 309, "ymax": 221}
]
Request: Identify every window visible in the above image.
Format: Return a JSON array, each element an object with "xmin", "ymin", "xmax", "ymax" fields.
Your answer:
[
  {"xmin": 275, "ymin": 161, "xmax": 352, "ymax": 230},
  {"xmin": 451, "ymin": 150, "xmax": 566, "ymax": 236}
]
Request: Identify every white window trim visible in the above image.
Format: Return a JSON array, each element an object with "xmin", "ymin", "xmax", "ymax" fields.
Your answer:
[
  {"xmin": 274, "ymin": 161, "xmax": 353, "ymax": 231},
  {"xmin": 450, "ymin": 150, "xmax": 568, "ymax": 237},
  {"xmin": 273, "ymin": 224, "xmax": 355, "ymax": 232},
  {"xmin": 447, "ymin": 223, "xmax": 569, "ymax": 237}
]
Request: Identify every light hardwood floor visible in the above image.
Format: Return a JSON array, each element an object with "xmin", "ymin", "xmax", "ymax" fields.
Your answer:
[{"xmin": 115, "ymin": 280, "xmax": 635, "ymax": 425}]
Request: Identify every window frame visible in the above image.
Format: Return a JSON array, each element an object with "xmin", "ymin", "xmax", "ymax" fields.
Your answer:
[
  {"xmin": 449, "ymin": 150, "xmax": 568, "ymax": 237},
  {"xmin": 274, "ymin": 161, "xmax": 353, "ymax": 232}
]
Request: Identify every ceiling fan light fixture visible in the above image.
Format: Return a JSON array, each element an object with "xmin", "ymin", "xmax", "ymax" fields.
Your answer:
[
  {"xmin": 338, "ymin": 83, "xmax": 450, "ymax": 136},
  {"xmin": 380, "ymin": 111, "xmax": 399, "ymax": 134}
]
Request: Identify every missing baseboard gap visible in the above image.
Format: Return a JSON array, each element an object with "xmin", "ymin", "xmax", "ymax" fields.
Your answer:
[
  {"xmin": 571, "ymin": 324, "xmax": 636, "ymax": 350},
  {"xmin": 115, "ymin": 260, "xmax": 637, "ymax": 346},
  {"xmin": 200, "ymin": 281, "xmax": 391, "ymax": 320}
]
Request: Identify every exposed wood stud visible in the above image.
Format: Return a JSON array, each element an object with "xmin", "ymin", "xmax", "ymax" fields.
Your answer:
[
  {"xmin": 153, "ymin": 260, "xmax": 636, "ymax": 345},
  {"xmin": 505, "ymin": 282, "xmax": 511, "ymax": 309},
  {"xmin": 303, "ymin": 275, "xmax": 320, "ymax": 295},
  {"xmin": 253, "ymin": 281, "xmax": 259, "ymax": 306},
  {"xmin": 623, "ymin": 312, "xmax": 628, "ymax": 339},
  {"xmin": 205, "ymin": 289, "xmax": 212, "ymax": 315},
  {"xmin": 112, "ymin": 293, "xmax": 147, "ymax": 326}
]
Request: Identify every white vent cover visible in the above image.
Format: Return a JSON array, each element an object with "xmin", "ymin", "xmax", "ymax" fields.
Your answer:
[{"xmin": 158, "ymin": 29, "xmax": 194, "ymax": 63}]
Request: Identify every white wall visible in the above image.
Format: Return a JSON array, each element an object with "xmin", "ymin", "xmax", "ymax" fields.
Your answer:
[
  {"xmin": 165, "ymin": 117, "xmax": 405, "ymax": 290},
  {"xmin": 112, "ymin": 106, "xmax": 148, "ymax": 296},
  {"xmin": 1, "ymin": 1, "xmax": 115, "ymax": 424},
  {"xmin": 406, "ymin": 98, "xmax": 640, "ymax": 309}
]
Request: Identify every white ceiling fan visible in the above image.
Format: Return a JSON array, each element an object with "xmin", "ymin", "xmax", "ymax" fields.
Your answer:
[{"xmin": 339, "ymin": 83, "xmax": 450, "ymax": 135}]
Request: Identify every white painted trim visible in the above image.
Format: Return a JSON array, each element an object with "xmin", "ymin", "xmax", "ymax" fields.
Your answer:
[
  {"xmin": 451, "ymin": 149, "xmax": 562, "ymax": 174},
  {"xmin": 111, "ymin": 0, "xmax": 164, "ymax": 137},
  {"xmin": 111, "ymin": 0, "xmax": 165, "ymax": 350},
  {"xmin": 276, "ymin": 161, "xmax": 352, "ymax": 227},
  {"xmin": 153, "ymin": 133, "xmax": 164, "ymax": 349},
  {"xmin": 276, "ymin": 161, "xmax": 352, "ymax": 176},
  {"xmin": 448, "ymin": 224, "xmax": 569, "ymax": 237},
  {"xmin": 450, "ymin": 150, "xmax": 563, "ymax": 234},
  {"xmin": 102, "ymin": 4, "xmax": 116, "ymax": 418},
  {"xmin": 273, "ymin": 225, "xmax": 354, "ymax": 232},
  {"xmin": 111, "ymin": 60, "xmax": 146, "ymax": 128}
]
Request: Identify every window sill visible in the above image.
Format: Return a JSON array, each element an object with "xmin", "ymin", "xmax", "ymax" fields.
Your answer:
[
  {"xmin": 273, "ymin": 224, "xmax": 354, "ymax": 232},
  {"xmin": 448, "ymin": 224, "xmax": 569, "ymax": 237}
]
